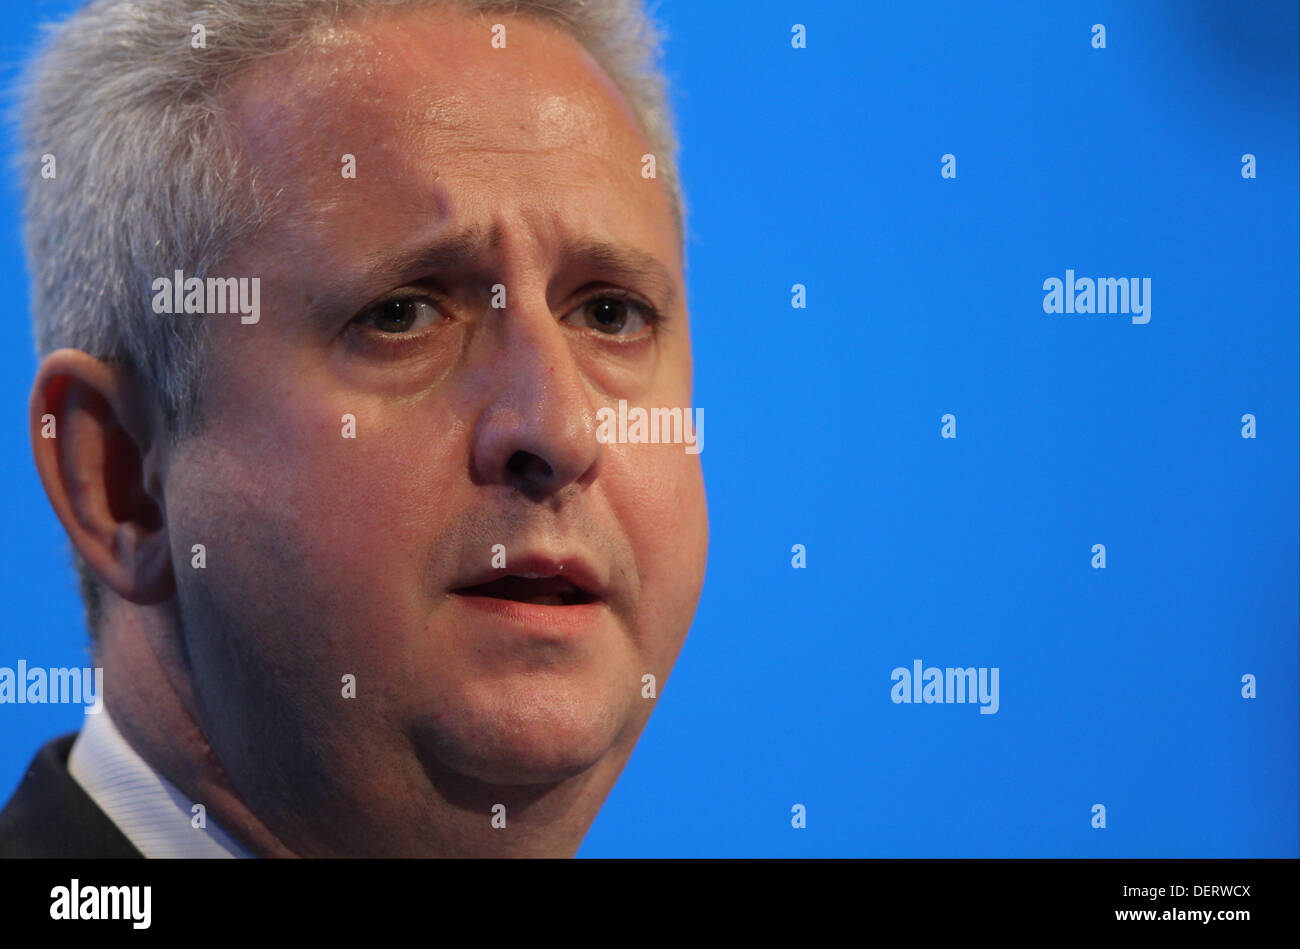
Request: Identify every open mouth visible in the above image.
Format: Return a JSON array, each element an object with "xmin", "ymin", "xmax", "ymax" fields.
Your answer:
[{"xmin": 453, "ymin": 574, "xmax": 598, "ymax": 607}]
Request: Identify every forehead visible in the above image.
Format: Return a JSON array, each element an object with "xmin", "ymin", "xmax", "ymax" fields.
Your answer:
[{"xmin": 220, "ymin": 5, "xmax": 674, "ymax": 259}]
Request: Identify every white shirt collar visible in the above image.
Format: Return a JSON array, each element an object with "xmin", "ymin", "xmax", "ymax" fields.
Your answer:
[{"xmin": 67, "ymin": 705, "xmax": 256, "ymax": 858}]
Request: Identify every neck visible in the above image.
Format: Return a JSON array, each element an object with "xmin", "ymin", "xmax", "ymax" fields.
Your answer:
[{"xmin": 97, "ymin": 604, "xmax": 297, "ymax": 857}]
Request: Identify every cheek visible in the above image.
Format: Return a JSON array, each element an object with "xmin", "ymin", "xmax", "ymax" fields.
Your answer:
[
  {"xmin": 166, "ymin": 398, "xmax": 464, "ymax": 672},
  {"xmin": 607, "ymin": 444, "xmax": 708, "ymax": 662}
]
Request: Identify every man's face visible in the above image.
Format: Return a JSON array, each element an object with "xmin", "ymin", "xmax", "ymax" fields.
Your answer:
[{"xmin": 160, "ymin": 7, "xmax": 706, "ymax": 852}]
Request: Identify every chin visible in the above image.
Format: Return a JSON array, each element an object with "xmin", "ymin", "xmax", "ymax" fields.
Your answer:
[{"xmin": 414, "ymin": 680, "xmax": 630, "ymax": 788}]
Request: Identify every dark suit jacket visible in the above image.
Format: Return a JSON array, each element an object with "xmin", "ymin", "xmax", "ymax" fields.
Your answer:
[{"xmin": 0, "ymin": 733, "xmax": 143, "ymax": 858}]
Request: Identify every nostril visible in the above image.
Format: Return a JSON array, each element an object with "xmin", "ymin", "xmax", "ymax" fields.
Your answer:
[{"xmin": 506, "ymin": 450, "xmax": 552, "ymax": 481}]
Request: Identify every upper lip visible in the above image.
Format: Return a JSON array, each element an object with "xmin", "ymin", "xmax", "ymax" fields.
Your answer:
[{"xmin": 450, "ymin": 553, "xmax": 609, "ymax": 602}]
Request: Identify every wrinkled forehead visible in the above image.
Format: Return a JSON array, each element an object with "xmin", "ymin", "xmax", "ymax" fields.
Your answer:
[{"xmin": 219, "ymin": 5, "xmax": 657, "ymax": 224}]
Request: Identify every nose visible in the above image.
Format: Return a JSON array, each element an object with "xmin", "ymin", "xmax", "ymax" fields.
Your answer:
[{"xmin": 469, "ymin": 293, "xmax": 602, "ymax": 502}]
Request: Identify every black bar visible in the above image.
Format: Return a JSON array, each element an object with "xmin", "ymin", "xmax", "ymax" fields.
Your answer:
[{"xmin": 0, "ymin": 857, "xmax": 1292, "ymax": 935}]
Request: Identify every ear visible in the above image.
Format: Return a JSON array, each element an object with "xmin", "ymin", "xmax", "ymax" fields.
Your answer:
[{"xmin": 29, "ymin": 349, "xmax": 175, "ymax": 606}]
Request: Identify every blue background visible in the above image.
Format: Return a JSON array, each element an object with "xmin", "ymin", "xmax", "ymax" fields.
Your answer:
[{"xmin": 0, "ymin": 0, "xmax": 1295, "ymax": 857}]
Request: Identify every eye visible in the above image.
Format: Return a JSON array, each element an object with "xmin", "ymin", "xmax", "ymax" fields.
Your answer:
[
  {"xmin": 353, "ymin": 296, "xmax": 441, "ymax": 334},
  {"xmin": 563, "ymin": 295, "xmax": 658, "ymax": 337}
]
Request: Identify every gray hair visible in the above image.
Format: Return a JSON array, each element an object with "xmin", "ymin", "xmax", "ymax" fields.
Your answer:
[{"xmin": 12, "ymin": 0, "xmax": 686, "ymax": 637}]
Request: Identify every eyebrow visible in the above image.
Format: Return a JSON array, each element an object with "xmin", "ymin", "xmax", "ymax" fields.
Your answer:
[
  {"xmin": 355, "ymin": 223, "xmax": 498, "ymax": 292},
  {"xmin": 559, "ymin": 237, "xmax": 679, "ymax": 309},
  {"xmin": 338, "ymin": 225, "xmax": 678, "ymax": 310}
]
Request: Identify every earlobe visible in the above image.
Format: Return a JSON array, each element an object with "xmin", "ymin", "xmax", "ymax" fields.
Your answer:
[{"xmin": 29, "ymin": 349, "xmax": 176, "ymax": 607}]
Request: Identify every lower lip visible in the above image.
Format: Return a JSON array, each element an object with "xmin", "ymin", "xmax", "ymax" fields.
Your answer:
[{"xmin": 450, "ymin": 593, "xmax": 608, "ymax": 636}]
